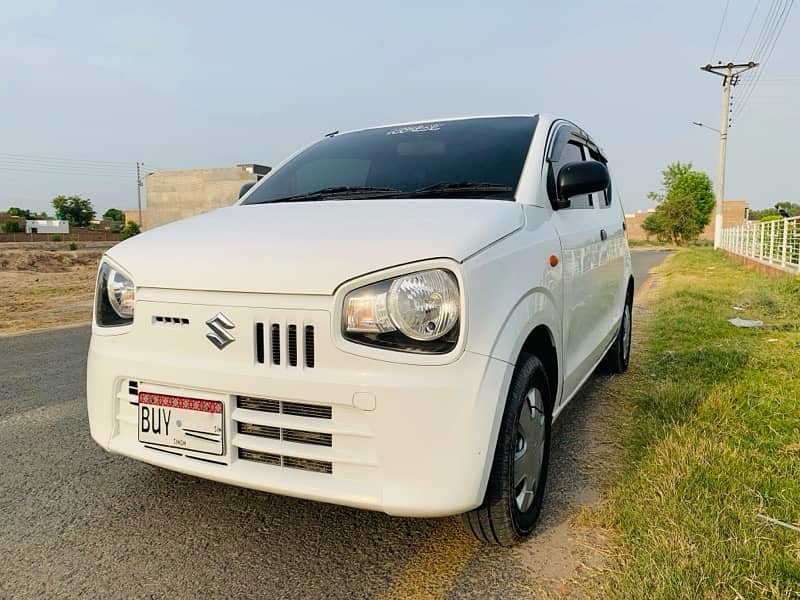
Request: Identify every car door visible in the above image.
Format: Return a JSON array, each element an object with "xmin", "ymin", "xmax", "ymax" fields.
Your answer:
[
  {"xmin": 546, "ymin": 127, "xmax": 607, "ymax": 401},
  {"xmin": 588, "ymin": 149, "xmax": 627, "ymax": 352}
]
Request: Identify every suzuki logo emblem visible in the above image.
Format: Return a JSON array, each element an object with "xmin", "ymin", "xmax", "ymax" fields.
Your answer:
[{"xmin": 206, "ymin": 313, "xmax": 236, "ymax": 350}]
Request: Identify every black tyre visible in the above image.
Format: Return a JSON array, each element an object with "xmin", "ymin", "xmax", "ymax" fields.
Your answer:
[
  {"xmin": 600, "ymin": 292, "xmax": 633, "ymax": 374},
  {"xmin": 461, "ymin": 353, "xmax": 552, "ymax": 546}
]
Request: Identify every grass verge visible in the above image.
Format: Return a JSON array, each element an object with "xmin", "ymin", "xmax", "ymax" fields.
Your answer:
[{"xmin": 599, "ymin": 248, "xmax": 800, "ymax": 598}]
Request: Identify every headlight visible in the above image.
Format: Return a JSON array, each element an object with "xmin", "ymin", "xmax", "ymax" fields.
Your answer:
[
  {"xmin": 96, "ymin": 262, "xmax": 135, "ymax": 326},
  {"xmin": 343, "ymin": 269, "xmax": 460, "ymax": 354}
]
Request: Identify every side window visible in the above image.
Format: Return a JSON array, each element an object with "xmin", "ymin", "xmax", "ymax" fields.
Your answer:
[
  {"xmin": 556, "ymin": 141, "xmax": 593, "ymax": 209},
  {"xmin": 588, "ymin": 147, "xmax": 612, "ymax": 208}
]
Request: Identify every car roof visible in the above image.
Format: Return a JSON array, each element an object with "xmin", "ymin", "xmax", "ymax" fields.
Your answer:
[{"xmin": 334, "ymin": 114, "xmax": 542, "ymax": 137}]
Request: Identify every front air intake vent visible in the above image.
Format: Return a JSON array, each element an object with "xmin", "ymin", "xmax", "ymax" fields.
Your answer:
[
  {"xmin": 304, "ymin": 326, "xmax": 315, "ymax": 368},
  {"xmin": 283, "ymin": 456, "xmax": 332, "ymax": 474},
  {"xmin": 282, "ymin": 428, "xmax": 332, "ymax": 447},
  {"xmin": 238, "ymin": 448, "xmax": 281, "ymax": 466},
  {"xmin": 237, "ymin": 396, "xmax": 280, "ymax": 413},
  {"xmin": 282, "ymin": 401, "xmax": 332, "ymax": 420},
  {"xmin": 271, "ymin": 324, "xmax": 281, "ymax": 365},
  {"xmin": 255, "ymin": 323, "xmax": 265, "ymax": 364},
  {"xmin": 255, "ymin": 322, "xmax": 316, "ymax": 368},
  {"xmin": 238, "ymin": 422, "xmax": 280, "ymax": 439},
  {"xmin": 287, "ymin": 325, "xmax": 298, "ymax": 367},
  {"xmin": 238, "ymin": 449, "xmax": 332, "ymax": 474},
  {"xmin": 237, "ymin": 396, "xmax": 331, "ymax": 420}
]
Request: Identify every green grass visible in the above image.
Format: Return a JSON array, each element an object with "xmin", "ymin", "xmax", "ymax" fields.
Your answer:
[{"xmin": 600, "ymin": 249, "xmax": 800, "ymax": 598}]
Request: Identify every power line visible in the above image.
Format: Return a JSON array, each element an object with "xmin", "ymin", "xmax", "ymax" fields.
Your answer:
[
  {"xmin": 750, "ymin": 0, "xmax": 782, "ymax": 58},
  {"xmin": 710, "ymin": 0, "xmax": 732, "ymax": 62},
  {"xmin": 0, "ymin": 165, "xmax": 136, "ymax": 179},
  {"xmin": 733, "ymin": 0, "xmax": 795, "ymax": 122},
  {"xmin": 731, "ymin": 0, "xmax": 788, "ymax": 120},
  {"xmin": 734, "ymin": 0, "xmax": 763, "ymax": 59},
  {"xmin": 0, "ymin": 151, "xmax": 134, "ymax": 167},
  {"xmin": 0, "ymin": 158, "xmax": 136, "ymax": 175}
]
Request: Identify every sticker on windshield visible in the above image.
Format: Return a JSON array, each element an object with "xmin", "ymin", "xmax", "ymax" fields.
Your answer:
[{"xmin": 386, "ymin": 123, "xmax": 441, "ymax": 135}]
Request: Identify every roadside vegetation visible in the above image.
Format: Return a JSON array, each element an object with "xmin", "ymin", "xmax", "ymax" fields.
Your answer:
[{"xmin": 599, "ymin": 249, "xmax": 799, "ymax": 597}]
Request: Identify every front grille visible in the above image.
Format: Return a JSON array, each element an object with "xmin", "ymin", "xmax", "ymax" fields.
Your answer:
[
  {"xmin": 153, "ymin": 316, "xmax": 190, "ymax": 325},
  {"xmin": 256, "ymin": 322, "xmax": 315, "ymax": 368},
  {"xmin": 237, "ymin": 422, "xmax": 280, "ymax": 439},
  {"xmin": 238, "ymin": 449, "xmax": 332, "ymax": 474},
  {"xmin": 282, "ymin": 401, "xmax": 331, "ymax": 420},
  {"xmin": 236, "ymin": 396, "xmax": 331, "ymax": 420},
  {"xmin": 283, "ymin": 456, "xmax": 332, "ymax": 474},
  {"xmin": 255, "ymin": 323, "xmax": 265, "ymax": 364},
  {"xmin": 237, "ymin": 396, "xmax": 279, "ymax": 413},
  {"xmin": 237, "ymin": 423, "xmax": 330, "ymax": 447},
  {"xmin": 238, "ymin": 448, "xmax": 281, "ymax": 466},
  {"xmin": 287, "ymin": 325, "xmax": 298, "ymax": 367},
  {"xmin": 270, "ymin": 324, "xmax": 280, "ymax": 365},
  {"xmin": 304, "ymin": 326, "xmax": 315, "ymax": 368},
  {"xmin": 282, "ymin": 428, "xmax": 332, "ymax": 447}
]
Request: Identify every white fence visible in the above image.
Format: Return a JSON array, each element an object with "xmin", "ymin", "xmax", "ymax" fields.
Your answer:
[{"xmin": 720, "ymin": 216, "xmax": 800, "ymax": 273}]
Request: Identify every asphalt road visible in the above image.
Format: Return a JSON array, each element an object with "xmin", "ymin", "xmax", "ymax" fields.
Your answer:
[{"xmin": 0, "ymin": 251, "xmax": 667, "ymax": 599}]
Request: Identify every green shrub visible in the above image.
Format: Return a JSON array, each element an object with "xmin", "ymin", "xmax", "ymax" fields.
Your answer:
[
  {"xmin": 121, "ymin": 221, "xmax": 141, "ymax": 239},
  {"xmin": 2, "ymin": 221, "xmax": 22, "ymax": 233},
  {"xmin": 68, "ymin": 242, "xmax": 78, "ymax": 251},
  {"xmin": 50, "ymin": 234, "xmax": 63, "ymax": 242}
]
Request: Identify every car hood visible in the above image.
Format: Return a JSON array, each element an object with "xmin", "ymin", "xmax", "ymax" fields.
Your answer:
[{"xmin": 106, "ymin": 199, "xmax": 524, "ymax": 295}]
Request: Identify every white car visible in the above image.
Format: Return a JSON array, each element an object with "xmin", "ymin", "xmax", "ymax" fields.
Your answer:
[{"xmin": 87, "ymin": 115, "xmax": 632, "ymax": 545}]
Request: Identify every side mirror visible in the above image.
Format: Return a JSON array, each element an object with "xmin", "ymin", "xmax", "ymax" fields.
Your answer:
[
  {"xmin": 239, "ymin": 181, "xmax": 257, "ymax": 199},
  {"xmin": 555, "ymin": 160, "xmax": 610, "ymax": 208}
]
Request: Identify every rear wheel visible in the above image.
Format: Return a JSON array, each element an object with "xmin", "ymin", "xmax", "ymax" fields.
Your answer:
[
  {"xmin": 461, "ymin": 353, "xmax": 552, "ymax": 546},
  {"xmin": 601, "ymin": 293, "xmax": 633, "ymax": 374}
]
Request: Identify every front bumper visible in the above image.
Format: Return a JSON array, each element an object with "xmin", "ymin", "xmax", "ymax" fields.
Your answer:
[{"xmin": 86, "ymin": 295, "xmax": 512, "ymax": 517}]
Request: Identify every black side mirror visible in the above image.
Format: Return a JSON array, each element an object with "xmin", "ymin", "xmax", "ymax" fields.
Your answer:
[
  {"xmin": 239, "ymin": 181, "xmax": 257, "ymax": 199},
  {"xmin": 555, "ymin": 160, "xmax": 610, "ymax": 209}
]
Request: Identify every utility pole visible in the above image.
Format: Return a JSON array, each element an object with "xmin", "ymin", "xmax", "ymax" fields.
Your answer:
[
  {"xmin": 700, "ymin": 61, "xmax": 758, "ymax": 249},
  {"xmin": 136, "ymin": 161, "xmax": 143, "ymax": 229}
]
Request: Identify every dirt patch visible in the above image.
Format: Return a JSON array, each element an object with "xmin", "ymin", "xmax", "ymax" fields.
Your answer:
[
  {"xmin": 508, "ymin": 274, "xmax": 664, "ymax": 598},
  {"xmin": 0, "ymin": 242, "xmax": 114, "ymax": 333}
]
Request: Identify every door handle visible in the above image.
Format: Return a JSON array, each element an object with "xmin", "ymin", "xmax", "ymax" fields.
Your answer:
[{"xmin": 600, "ymin": 229, "xmax": 608, "ymax": 241}]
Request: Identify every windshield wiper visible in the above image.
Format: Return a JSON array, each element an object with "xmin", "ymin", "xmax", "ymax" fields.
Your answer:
[
  {"xmin": 258, "ymin": 186, "xmax": 401, "ymax": 204},
  {"xmin": 398, "ymin": 182, "xmax": 514, "ymax": 198}
]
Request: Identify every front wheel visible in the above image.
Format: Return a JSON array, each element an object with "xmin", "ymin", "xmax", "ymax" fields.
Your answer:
[{"xmin": 461, "ymin": 353, "xmax": 552, "ymax": 546}]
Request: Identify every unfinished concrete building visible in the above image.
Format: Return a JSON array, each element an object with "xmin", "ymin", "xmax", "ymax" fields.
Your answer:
[{"xmin": 128, "ymin": 163, "xmax": 270, "ymax": 230}]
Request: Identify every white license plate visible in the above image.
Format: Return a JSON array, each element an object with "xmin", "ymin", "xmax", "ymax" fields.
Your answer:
[{"xmin": 138, "ymin": 392, "xmax": 224, "ymax": 456}]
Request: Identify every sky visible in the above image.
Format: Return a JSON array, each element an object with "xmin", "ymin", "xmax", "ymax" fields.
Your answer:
[{"xmin": 0, "ymin": 0, "xmax": 797, "ymax": 217}]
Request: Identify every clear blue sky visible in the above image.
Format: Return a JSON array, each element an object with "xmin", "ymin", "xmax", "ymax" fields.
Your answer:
[{"xmin": 1, "ymin": 0, "xmax": 797, "ymax": 217}]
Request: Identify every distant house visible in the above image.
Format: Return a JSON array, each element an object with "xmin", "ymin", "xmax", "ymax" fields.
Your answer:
[{"xmin": 25, "ymin": 219, "xmax": 69, "ymax": 234}]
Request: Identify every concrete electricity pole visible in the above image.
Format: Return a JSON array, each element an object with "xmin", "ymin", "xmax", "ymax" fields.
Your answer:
[
  {"xmin": 136, "ymin": 161, "xmax": 144, "ymax": 228},
  {"xmin": 700, "ymin": 61, "xmax": 758, "ymax": 248}
]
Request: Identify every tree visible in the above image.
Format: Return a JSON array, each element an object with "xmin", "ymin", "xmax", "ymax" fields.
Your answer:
[
  {"xmin": 749, "ymin": 202, "xmax": 800, "ymax": 220},
  {"xmin": 647, "ymin": 162, "xmax": 715, "ymax": 231},
  {"xmin": 646, "ymin": 162, "xmax": 693, "ymax": 203},
  {"xmin": 121, "ymin": 221, "xmax": 141, "ymax": 239},
  {"xmin": 2, "ymin": 221, "xmax": 22, "ymax": 233},
  {"xmin": 52, "ymin": 195, "xmax": 95, "ymax": 227},
  {"xmin": 103, "ymin": 208, "xmax": 125, "ymax": 222},
  {"xmin": 642, "ymin": 193, "xmax": 703, "ymax": 245},
  {"xmin": 7, "ymin": 206, "xmax": 32, "ymax": 219}
]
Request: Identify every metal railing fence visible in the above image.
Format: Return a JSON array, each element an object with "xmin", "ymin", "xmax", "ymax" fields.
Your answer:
[{"xmin": 720, "ymin": 217, "xmax": 800, "ymax": 273}]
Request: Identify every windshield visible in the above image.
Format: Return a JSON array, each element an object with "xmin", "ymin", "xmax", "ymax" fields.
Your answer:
[{"xmin": 242, "ymin": 116, "xmax": 538, "ymax": 204}]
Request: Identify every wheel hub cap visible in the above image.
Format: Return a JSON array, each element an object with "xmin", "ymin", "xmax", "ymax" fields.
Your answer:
[
  {"xmin": 513, "ymin": 388, "xmax": 546, "ymax": 512},
  {"xmin": 622, "ymin": 305, "xmax": 631, "ymax": 362}
]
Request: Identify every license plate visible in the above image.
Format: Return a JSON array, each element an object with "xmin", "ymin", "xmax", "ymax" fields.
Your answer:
[{"xmin": 138, "ymin": 392, "xmax": 224, "ymax": 456}]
